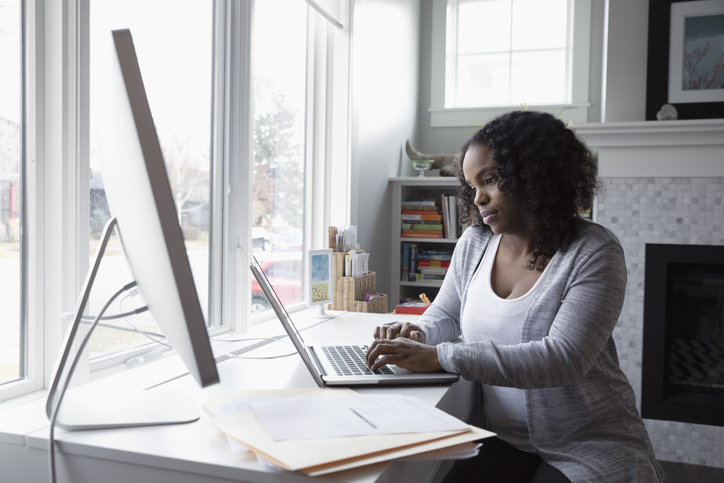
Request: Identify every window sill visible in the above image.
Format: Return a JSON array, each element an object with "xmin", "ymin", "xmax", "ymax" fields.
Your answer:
[
  {"xmin": 0, "ymin": 307, "xmax": 343, "ymax": 446},
  {"xmin": 429, "ymin": 103, "xmax": 591, "ymax": 128}
]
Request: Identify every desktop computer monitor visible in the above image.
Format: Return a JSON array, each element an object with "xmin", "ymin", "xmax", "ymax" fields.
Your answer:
[
  {"xmin": 46, "ymin": 29, "xmax": 219, "ymax": 430},
  {"xmin": 99, "ymin": 29, "xmax": 219, "ymax": 389}
]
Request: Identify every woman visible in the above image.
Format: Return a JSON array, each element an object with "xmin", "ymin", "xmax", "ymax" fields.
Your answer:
[{"xmin": 366, "ymin": 111, "xmax": 664, "ymax": 482}]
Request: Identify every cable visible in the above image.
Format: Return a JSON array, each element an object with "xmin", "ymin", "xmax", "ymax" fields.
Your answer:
[
  {"xmin": 77, "ymin": 305, "xmax": 149, "ymax": 321},
  {"xmin": 212, "ymin": 311, "xmax": 346, "ymax": 360},
  {"xmin": 48, "ymin": 281, "xmax": 136, "ymax": 483},
  {"xmin": 225, "ymin": 351, "xmax": 298, "ymax": 360},
  {"xmin": 209, "ymin": 336, "xmax": 292, "ymax": 345},
  {"xmin": 116, "ymin": 294, "xmax": 172, "ymax": 349}
]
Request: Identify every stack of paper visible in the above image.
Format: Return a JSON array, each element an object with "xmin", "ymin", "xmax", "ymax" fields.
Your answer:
[{"xmin": 206, "ymin": 388, "xmax": 494, "ymax": 476}]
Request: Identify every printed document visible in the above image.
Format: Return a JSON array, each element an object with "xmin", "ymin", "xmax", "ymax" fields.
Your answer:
[{"xmin": 248, "ymin": 394, "xmax": 469, "ymax": 440}]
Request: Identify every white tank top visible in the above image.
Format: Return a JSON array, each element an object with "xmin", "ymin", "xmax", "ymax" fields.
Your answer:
[{"xmin": 461, "ymin": 234, "xmax": 553, "ymax": 453}]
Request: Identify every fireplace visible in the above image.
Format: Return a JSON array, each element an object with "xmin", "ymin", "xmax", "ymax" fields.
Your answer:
[{"xmin": 642, "ymin": 244, "xmax": 724, "ymax": 427}]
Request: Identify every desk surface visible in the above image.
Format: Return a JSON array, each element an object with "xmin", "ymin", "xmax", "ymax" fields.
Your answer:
[{"xmin": 0, "ymin": 311, "xmax": 473, "ymax": 483}]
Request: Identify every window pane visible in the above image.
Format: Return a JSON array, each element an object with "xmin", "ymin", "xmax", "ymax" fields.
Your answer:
[
  {"xmin": 510, "ymin": 50, "xmax": 566, "ymax": 104},
  {"xmin": 88, "ymin": 0, "xmax": 213, "ymax": 359},
  {"xmin": 512, "ymin": 0, "xmax": 568, "ymax": 51},
  {"xmin": 458, "ymin": 0, "xmax": 510, "ymax": 54},
  {"xmin": 457, "ymin": 53, "xmax": 510, "ymax": 107},
  {"xmin": 0, "ymin": 0, "xmax": 23, "ymax": 385},
  {"xmin": 250, "ymin": 0, "xmax": 307, "ymax": 316}
]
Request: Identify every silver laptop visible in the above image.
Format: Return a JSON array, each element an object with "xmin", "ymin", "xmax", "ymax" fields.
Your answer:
[{"xmin": 250, "ymin": 256, "xmax": 459, "ymax": 386}]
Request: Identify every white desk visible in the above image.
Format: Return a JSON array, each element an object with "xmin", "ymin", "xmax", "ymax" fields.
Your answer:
[{"xmin": 0, "ymin": 311, "xmax": 475, "ymax": 483}]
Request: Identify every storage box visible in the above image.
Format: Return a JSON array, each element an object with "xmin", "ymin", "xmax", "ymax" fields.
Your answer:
[
  {"xmin": 350, "ymin": 294, "xmax": 388, "ymax": 313},
  {"xmin": 330, "ymin": 272, "xmax": 379, "ymax": 311},
  {"xmin": 328, "ymin": 246, "xmax": 387, "ymax": 313}
]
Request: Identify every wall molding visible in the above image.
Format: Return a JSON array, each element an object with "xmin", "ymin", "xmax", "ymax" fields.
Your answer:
[{"xmin": 574, "ymin": 120, "xmax": 724, "ymax": 178}]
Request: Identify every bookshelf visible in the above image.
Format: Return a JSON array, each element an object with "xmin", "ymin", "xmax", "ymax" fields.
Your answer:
[{"xmin": 390, "ymin": 177, "xmax": 461, "ymax": 308}]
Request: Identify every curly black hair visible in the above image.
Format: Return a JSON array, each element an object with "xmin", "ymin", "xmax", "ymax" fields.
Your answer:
[{"xmin": 457, "ymin": 110, "xmax": 600, "ymax": 271}]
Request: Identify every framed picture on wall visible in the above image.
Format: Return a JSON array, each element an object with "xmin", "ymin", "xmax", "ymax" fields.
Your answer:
[{"xmin": 646, "ymin": 0, "xmax": 724, "ymax": 120}]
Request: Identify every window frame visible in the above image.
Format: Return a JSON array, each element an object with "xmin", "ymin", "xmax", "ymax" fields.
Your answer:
[
  {"xmin": 0, "ymin": 0, "xmax": 352, "ymax": 402},
  {"xmin": 429, "ymin": 0, "xmax": 592, "ymax": 127},
  {"xmin": 0, "ymin": 0, "xmax": 42, "ymax": 402}
]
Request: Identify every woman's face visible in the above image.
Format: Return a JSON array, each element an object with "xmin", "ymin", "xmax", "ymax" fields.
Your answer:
[{"xmin": 462, "ymin": 143, "xmax": 527, "ymax": 237}]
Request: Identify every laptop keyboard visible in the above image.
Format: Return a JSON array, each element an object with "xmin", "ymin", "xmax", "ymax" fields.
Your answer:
[{"xmin": 322, "ymin": 345, "xmax": 394, "ymax": 376}]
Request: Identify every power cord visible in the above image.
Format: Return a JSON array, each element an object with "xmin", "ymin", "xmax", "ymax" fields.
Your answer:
[
  {"xmin": 49, "ymin": 281, "xmax": 137, "ymax": 483},
  {"xmin": 225, "ymin": 351, "xmax": 298, "ymax": 360},
  {"xmin": 116, "ymin": 294, "xmax": 172, "ymax": 348}
]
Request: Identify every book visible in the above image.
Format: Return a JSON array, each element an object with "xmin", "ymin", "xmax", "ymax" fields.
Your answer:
[
  {"xmin": 406, "ymin": 224, "xmax": 443, "ymax": 231},
  {"xmin": 417, "ymin": 260, "xmax": 450, "ymax": 268},
  {"xmin": 401, "ymin": 210, "xmax": 439, "ymax": 215},
  {"xmin": 401, "ymin": 222, "xmax": 443, "ymax": 230},
  {"xmin": 401, "ymin": 243, "xmax": 409, "ymax": 281},
  {"xmin": 416, "ymin": 273, "xmax": 446, "ymax": 280},
  {"xmin": 447, "ymin": 195, "xmax": 458, "ymax": 238},
  {"xmin": 416, "ymin": 252, "xmax": 453, "ymax": 261},
  {"xmin": 440, "ymin": 193, "xmax": 449, "ymax": 238},
  {"xmin": 401, "ymin": 205, "xmax": 438, "ymax": 211},
  {"xmin": 419, "ymin": 267, "xmax": 448, "ymax": 276},
  {"xmin": 408, "ymin": 243, "xmax": 418, "ymax": 281},
  {"xmin": 401, "ymin": 214, "xmax": 442, "ymax": 221},
  {"xmin": 395, "ymin": 302, "xmax": 431, "ymax": 315},
  {"xmin": 402, "ymin": 231, "xmax": 443, "ymax": 238},
  {"xmin": 402, "ymin": 200, "xmax": 437, "ymax": 206}
]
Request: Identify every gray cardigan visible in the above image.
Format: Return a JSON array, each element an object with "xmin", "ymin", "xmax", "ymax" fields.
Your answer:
[{"xmin": 417, "ymin": 219, "xmax": 664, "ymax": 482}]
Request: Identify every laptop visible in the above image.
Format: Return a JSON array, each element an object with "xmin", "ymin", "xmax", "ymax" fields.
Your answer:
[{"xmin": 250, "ymin": 255, "xmax": 459, "ymax": 386}]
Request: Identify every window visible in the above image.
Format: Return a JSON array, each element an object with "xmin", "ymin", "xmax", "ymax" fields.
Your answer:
[
  {"xmin": 0, "ymin": 0, "xmax": 23, "ymax": 387},
  {"xmin": 250, "ymin": 0, "xmax": 308, "ymax": 316},
  {"xmin": 449, "ymin": 0, "xmax": 569, "ymax": 108},
  {"xmin": 0, "ymin": 0, "xmax": 350, "ymax": 403},
  {"xmin": 430, "ymin": 0, "xmax": 594, "ymax": 127}
]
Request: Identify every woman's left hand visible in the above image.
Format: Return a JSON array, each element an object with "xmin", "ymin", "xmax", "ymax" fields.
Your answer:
[{"xmin": 365, "ymin": 337, "xmax": 443, "ymax": 373}]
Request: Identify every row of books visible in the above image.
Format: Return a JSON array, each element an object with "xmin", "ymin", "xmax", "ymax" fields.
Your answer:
[
  {"xmin": 400, "ymin": 197, "xmax": 460, "ymax": 239},
  {"xmin": 401, "ymin": 200, "xmax": 443, "ymax": 238},
  {"xmin": 401, "ymin": 243, "xmax": 452, "ymax": 282}
]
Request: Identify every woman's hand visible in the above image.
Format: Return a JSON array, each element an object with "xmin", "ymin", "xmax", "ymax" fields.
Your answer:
[
  {"xmin": 366, "ymin": 322, "xmax": 442, "ymax": 372},
  {"xmin": 373, "ymin": 321, "xmax": 426, "ymax": 343}
]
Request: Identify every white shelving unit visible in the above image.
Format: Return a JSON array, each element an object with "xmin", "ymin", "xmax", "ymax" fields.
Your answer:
[{"xmin": 390, "ymin": 177, "xmax": 461, "ymax": 308}]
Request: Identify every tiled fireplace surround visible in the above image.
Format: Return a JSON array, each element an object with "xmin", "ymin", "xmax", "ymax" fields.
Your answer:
[{"xmin": 576, "ymin": 120, "xmax": 724, "ymax": 468}]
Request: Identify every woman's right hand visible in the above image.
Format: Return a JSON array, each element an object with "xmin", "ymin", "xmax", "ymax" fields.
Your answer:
[{"xmin": 373, "ymin": 321, "xmax": 426, "ymax": 344}]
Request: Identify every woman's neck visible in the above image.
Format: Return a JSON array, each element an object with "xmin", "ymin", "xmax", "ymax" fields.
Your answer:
[{"xmin": 499, "ymin": 232, "xmax": 536, "ymax": 259}]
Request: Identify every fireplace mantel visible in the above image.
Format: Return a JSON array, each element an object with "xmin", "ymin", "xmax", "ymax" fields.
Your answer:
[{"xmin": 574, "ymin": 119, "xmax": 724, "ymax": 178}]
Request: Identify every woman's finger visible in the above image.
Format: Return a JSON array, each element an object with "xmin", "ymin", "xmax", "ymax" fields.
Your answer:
[
  {"xmin": 367, "ymin": 338, "xmax": 404, "ymax": 370},
  {"xmin": 409, "ymin": 330, "xmax": 425, "ymax": 343},
  {"xmin": 382, "ymin": 323, "xmax": 400, "ymax": 340},
  {"xmin": 365, "ymin": 338, "xmax": 386, "ymax": 367}
]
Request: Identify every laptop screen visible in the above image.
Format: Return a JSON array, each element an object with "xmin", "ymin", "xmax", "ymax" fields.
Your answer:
[{"xmin": 249, "ymin": 256, "xmax": 325, "ymax": 387}]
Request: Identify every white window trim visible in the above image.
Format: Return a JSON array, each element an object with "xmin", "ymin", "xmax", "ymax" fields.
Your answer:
[
  {"xmin": 429, "ymin": 0, "xmax": 592, "ymax": 128},
  {"xmin": 1, "ymin": 0, "xmax": 44, "ymax": 402}
]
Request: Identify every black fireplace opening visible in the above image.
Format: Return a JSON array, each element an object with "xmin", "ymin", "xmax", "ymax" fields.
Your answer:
[{"xmin": 642, "ymin": 244, "xmax": 724, "ymax": 427}]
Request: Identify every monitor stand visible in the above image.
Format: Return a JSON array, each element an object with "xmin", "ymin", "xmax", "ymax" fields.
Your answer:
[
  {"xmin": 312, "ymin": 304, "xmax": 329, "ymax": 318},
  {"xmin": 55, "ymin": 388, "xmax": 199, "ymax": 431},
  {"xmin": 46, "ymin": 217, "xmax": 200, "ymax": 431}
]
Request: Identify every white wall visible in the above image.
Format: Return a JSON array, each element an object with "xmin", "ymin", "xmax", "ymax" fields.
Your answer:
[
  {"xmin": 601, "ymin": 0, "xmax": 649, "ymax": 122},
  {"xmin": 350, "ymin": 0, "xmax": 421, "ymax": 303}
]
